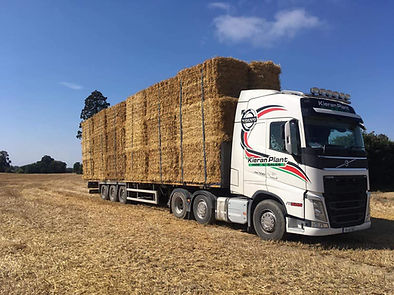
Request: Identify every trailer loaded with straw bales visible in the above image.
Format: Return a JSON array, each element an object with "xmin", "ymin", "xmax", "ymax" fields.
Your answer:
[
  {"xmin": 82, "ymin": 57, "xmax": 280, "ymax": 186},
  {"xmin": 82, "ymin": 57, "xmax": 372, "ymax": 240}
]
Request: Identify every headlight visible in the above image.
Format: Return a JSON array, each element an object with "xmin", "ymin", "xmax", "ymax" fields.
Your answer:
[
  {"xmin": 312, "ymin": 199, "xmax": 328, "ymax": 222},
  {"xmin": 365, "ymin": 193, "xmax": 371, "ymax": 222}
]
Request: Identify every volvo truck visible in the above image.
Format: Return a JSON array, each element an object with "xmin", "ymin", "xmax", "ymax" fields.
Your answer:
[{"xmin": 93, "ymin": 87, "xmax": 371, "ymax": 240}]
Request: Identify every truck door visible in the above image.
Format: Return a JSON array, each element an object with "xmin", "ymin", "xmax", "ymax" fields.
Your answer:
[
  {"xmin": 242, "ymin": 121, "xmax": 268, "ymax": 196},
  {"xmin": 265, "ymin": 119, "xmax": 307, "ymax": 216}
]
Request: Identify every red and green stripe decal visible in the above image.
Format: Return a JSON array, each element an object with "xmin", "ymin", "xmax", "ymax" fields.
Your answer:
[{"xmin": 272, "ymin": 162, "xmax": 310, "ymax": 182}]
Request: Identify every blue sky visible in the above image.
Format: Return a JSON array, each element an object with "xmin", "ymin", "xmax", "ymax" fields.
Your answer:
[{"xmin": 1, "ymin": 0, "xmax": 393, "ymax": 167}]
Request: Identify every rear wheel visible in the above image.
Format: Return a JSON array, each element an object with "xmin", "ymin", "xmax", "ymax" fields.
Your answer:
[
  {"xmin": 171, "ymin": 190, "xmax": 188, "ymax": 219},
  {"xmin": 253, "ymin": 200, "xmax": 285, "ymax": 241},
  {"xmin": 193, "ymin": 194, "xmax": 214, "ymax": 224},
  {"xmin": 118, "ymin": 185, "xmax": 127, "ymax": 204},
  {"xmin": 100, "ymin": 185, "xmax": 109, "ymax": 200},
  {"xmin": 109, "ymin": 185, "xmax": 118, "ymax": 202}
]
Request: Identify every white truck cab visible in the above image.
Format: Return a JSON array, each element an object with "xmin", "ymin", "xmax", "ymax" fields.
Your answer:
[{"xmin": 228, "ymin": 88, "xmax": 371, "ymax": 239}]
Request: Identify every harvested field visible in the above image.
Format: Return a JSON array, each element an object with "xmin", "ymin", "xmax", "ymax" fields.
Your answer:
[{"xmin": 0, "ymin": 173, "xmax": 393, "ymax": 294}]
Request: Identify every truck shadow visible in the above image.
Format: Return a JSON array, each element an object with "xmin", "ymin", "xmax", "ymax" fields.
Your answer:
[
  {"xmin": 132, "ymin": 202, "xmax": 393, "ymax": 250},
  {"xmin": 285, "ymin": 217, "xmax": 394, "ymax": 250}
]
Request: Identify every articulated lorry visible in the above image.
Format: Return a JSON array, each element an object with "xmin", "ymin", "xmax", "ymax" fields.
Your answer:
[{"xmin": 82, "ymin": 57, "xmax": 371, "ymax": 240}]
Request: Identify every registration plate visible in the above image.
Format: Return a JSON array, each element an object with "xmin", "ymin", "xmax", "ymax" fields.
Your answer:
[{"xmin": 343, "ymin": 226, "xmax": 357, "ymax": 233}]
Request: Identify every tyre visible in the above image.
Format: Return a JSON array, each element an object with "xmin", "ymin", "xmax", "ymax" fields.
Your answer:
[
  {"xmin": 109, "ymin": 185, "xmax": 118, "ymax": 202},
  {"xmin": 171, "ymin": 190, "xmax": 188, "ymax": 219},
  {"xmin": 193, "ymin": 193, "xmax": 215, "ymax": 224},
  {"xmin": 100, "ymin": 185, "xmax": 109, "ymax": 200},
  {"xmin": 118, "ymin": 185, "xmax": 127, "ymax": 204},
  {"xmin": 253, "ymin": 200, "xmax": 286, "ymax": 241}
]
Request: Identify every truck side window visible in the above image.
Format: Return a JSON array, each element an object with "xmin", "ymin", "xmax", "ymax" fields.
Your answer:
[{"xmin": 270, "ymin": 121, "xmax": 286, "ymax": 152}]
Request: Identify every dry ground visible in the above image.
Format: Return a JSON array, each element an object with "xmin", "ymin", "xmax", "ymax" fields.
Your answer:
[{"xmin": 0, "ymin": 173, "xmax": 393, "ymax": 294}]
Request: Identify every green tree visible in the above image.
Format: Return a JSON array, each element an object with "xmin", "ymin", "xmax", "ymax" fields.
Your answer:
[
  {"xmin": 76, "ymin": 90, "xmax": 110, "ymax": 139},
  {"xmin": 73, "ymin": 162, "xmax": 83, "ymax": 174},
  {"xmin": 363, "ymin": 131, "xmax": 394, "ymax": 191},
  {"xmin": 21, "ymin": 155, "xmax": 67, "ymax": 174},
  {"xmin": 0, "ymin": 151, "xmax": 11, "ymax": 172}
]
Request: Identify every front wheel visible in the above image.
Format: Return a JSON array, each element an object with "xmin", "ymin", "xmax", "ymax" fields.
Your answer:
[{"xmin": 253, "ymin": 200, "xmax": 286, "ymax": 241}]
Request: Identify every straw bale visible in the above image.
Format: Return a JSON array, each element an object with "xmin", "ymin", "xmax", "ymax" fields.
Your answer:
[
  {"xmin": 248, "ymin": 61, "xmax": 281, "ymax": 90},
  {"xmin": 178, "ymin": 64, "xmax": 203, "ymax": 105},
  {"xmin": 155, "ymin": 77, "xmax": 180, "ymax": 111},
  {"xmin": 213, "ymin": 57, "xmax": 250, "ymax": 98},
  {"xmin": 81, "ymin": 118, "xmax": 94, "ymax": 180},
  {"xmin": 182, "ymin": 142, "xmax": 204, "ymax": 183},
  {"xmin": 161, "ymin": 144, "xmax": 180, "ymax": 183},
  {"xmin": 91, "ymin": 110, "xmax": 107, "ymax": 180},
  {"xmin": 203, "ymin": 96, "xmax": 238, "ymax": 142},
  {"xmin": 103, "ymin": 102, "xmax": 126, "ymax": 180}
]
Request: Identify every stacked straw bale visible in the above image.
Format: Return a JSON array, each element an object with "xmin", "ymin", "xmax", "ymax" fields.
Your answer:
[
  {"xmin": 82, "ymin": 57, "xmax": 281, "ymax": 187},
  {"xmin": 104, "ymin": 102, "xmax": 126, "ymax": 180}
]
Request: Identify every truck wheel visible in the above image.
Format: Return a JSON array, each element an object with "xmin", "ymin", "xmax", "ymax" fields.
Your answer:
[
  {"xmin": 100, "ymin": 185, "xmax": 109, "ymax": 200},
  {"xmin": 171, "ymin": 190, "xmax": 188, "ymax": 219},
  {"xmin": 118, "ymin": 185, "xmax": 127, "ymax": 204},
  {"xmin": 193, "ymin": 194, "xmax": 214, "ymax": 224},
  {"xmin": 253, "ymin": 200, "xmax": 285, "ymax": 241},
  {"xmin": 109, "ymin": 185, "xmax": 118, "ymax": 202}
]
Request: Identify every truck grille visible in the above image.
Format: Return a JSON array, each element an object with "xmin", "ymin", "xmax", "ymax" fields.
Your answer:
[{"xmin": 323, "ymin": 175, "xmax": 367, "ymax": 228}]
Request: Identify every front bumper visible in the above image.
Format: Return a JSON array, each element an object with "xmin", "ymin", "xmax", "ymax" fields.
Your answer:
[{"xmin": 286, "ymin": 217, "xmax": 371, "ymax": 236}]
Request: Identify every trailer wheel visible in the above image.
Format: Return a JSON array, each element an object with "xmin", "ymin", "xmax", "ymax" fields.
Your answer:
[
  {"xmin": 118, "ymin": 185, "xmax": 127, "ymax": 204},
  {"xmin": 193, "ymin": 194, "xmax": 215, "ymax": 224},
  {"xmin": 109, "ymin": 185, "xmax": 118, "ymax": 202},
  {"xmin": 253, "ymin": 200, "xmax": 285, "ymax": 241},
  {"xmin": 171, "ymin": 190, "xmax": 188, "ymax": 219},
  {"xmin": 100, "ymin": 185, "xmax": 109, "ymax": 200}
]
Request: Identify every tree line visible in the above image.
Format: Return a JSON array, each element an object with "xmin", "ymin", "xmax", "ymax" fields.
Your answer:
[
  {"xmin": 0, "ymin": 152, "xmax": 82, "ymax": 174},
  {"xmin": 363, "ymin": 132, "xmax": 394, "ymax": 191}
]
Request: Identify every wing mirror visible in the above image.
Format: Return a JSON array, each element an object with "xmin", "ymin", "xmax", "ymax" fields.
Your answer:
[{"xmin": 284, "ymin": 119, "xmax": 301, "ymax": 156}]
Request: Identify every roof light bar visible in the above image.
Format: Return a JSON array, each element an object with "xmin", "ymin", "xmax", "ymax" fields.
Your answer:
[{"xmin": 309, "ymin": 87, "xmax": 351, "ymax": 104}]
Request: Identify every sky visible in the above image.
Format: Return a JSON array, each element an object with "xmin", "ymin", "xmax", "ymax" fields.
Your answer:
[{"xmin": 1, "ymin": 0, "xmax": 393, "ymax": 167}]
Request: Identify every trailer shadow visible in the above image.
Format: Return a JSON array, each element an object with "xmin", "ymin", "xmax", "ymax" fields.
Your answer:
[{"xmin": 284, "ymin": 217, "xmax": 394, "ymax": 250}]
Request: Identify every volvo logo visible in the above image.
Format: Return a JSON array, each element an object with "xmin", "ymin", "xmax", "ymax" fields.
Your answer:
[
  {"xmin": 241, "ymin": 109, "xmax": 257, "ymax": 131},
  {"xmin": 336, "ymin": 158, "xmax": 356, "ymax": 168}
]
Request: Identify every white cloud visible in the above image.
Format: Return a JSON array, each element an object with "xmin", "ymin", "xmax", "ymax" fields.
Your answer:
[
  {"xmin": 59, "ymin": 81, "xmax": 83, "ymax": 90},
  {"xmin": 213, "ymin": 8, "xmax": 321, "ymax": 47},
  {"xmin": 208, "ymin": 2, "xmax": 231, "ymax": 13},
  {"xmin": 214, "ymin": 15, "xmax": 264, "ymax": 42}
]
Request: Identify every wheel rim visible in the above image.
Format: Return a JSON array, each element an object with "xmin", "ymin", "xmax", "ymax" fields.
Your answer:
[
  {"xmin": 110, "ymin": 186, "xmax": 116, "ymax": 199},
  {"xmin": 196, "ymin": 200, "xmax": 208, "ymax": 220},
  {"xmin": 261, "ymin": 210, "xmax": 276, "ymax": 233},
  {"xmin": 101, "ymin": 186, "xmax": 107, "ymax": 198},
  {"xmin": 119, "ymin": 187, "xmax": 126, "ymax": 201},
  {"xmin": 174, "ymin": 196, "xmax": 184, "ymax": 215}
]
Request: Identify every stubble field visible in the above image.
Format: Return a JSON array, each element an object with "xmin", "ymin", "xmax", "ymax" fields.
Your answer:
[{"xmin": 0, "ymin": 173, "xmax": 393, "ymax": 294}]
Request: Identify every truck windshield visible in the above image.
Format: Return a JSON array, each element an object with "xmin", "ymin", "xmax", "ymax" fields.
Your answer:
[{"xmin": 304, "ymin": 117, "xmax": 365, "ymax": 151}]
